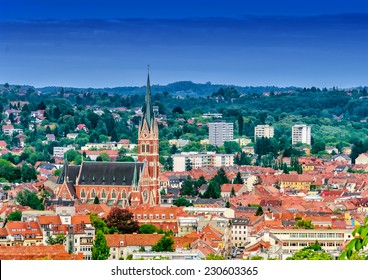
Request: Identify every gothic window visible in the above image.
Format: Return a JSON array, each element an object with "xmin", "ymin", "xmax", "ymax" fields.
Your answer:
[
  {"xmin": 101, "ymin": 189, "xmax": 106, "ymax": 199},
  {"xmin": 112, "ymin": 189, "xmax": 117, "ymax": 199},
  {"xmin": 91, "ymin": 189, "xmax": 96, "ymax": 198},
  {"xmin": 146, "ymin": 144, "xmax": 150, "ymax": 153},
  {"xmin": 80, "ymin": 189, "xmax": 86, "ymax": 198},
  {"xmin": 141, "ymin": 144, "xmax": 145, "ymax": 153},
  {"xmin": 122, "ymin": 190, "xmax": 127, "ymax": 199}
]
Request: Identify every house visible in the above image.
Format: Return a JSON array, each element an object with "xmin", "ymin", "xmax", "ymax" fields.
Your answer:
[
  {"xmin": 279, "ymin": 174, "xmax": 316, "ymax": 190},
  {"xmin": 221, "ymin": 184, "xmax": 247, "ymax": 198},
  {"xmin": 66, "ymin": 133, "xmax": 79, "ymax": 140},
  {"xmin": 355, "ymin": 153, "xmax": 368, "ymax": 164},
  {"xmin": 332, "ymin": 154, "xmax": 352, "ymax": 165},
  {"xmin": 5, "ymin": 221, "xmax": 43, "ymax": 246},
  {"xmin": 75, "ymin": 124, "xmax": 88, "ymax": 133},
  {"xmin": 0, "ymin": 140, "xmax": 7, "ymax": 150},
  {"xmin": 325, "ymin": 146, "xmax": 338, "ymax": 154},
  {"xmin": 46, "ymin": 134, "xmax": 56, "ymax": 142},
  {"xmin": 105, "ymin": 233, "xmax": 164, "ymax": 260},
  {"xmin": 2, "ymin": 125, "xmax": 14, "ymax": 136}
]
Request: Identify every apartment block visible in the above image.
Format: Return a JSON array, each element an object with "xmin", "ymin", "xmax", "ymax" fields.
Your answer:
[
  {"xmin": 208, "ymin": 122, "xmax": 234, "ymax": 146},
  {"xmin": 292, "ymin": 125, "xmax": 311, "ymax": 145},
  {"xmin": 172, "ymin": 152, "xmax": 234, "ymax": 172},
  {"xmin": 254, "ymin": 125, "xmax": 274, "ymax": 141}
]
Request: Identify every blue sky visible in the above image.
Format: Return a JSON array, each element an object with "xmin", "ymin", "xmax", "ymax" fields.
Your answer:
[{"xmin": 0, "ymin": 0, "xmax": 367, "ymax": 88}]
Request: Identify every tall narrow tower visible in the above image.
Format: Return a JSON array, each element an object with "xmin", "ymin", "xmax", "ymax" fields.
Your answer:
[{"xmin": 137, "ymin": 70, "xmax": 160, "ymax": 205}]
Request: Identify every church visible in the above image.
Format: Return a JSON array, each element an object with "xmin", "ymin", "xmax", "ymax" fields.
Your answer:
[{"xmin": 55, "ymin": 73, "xmax": 161, "ymax": 207}]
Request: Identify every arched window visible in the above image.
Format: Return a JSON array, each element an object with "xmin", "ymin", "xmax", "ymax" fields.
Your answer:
[
  {"xmin": 80, "ymin": 189, "xmax": 86, "ymax": 198},
  {"xmin": 141, "ymin": 144, "xmax": 145, "ymax": 153},
  {"xmin": 146, "ymin": 144, "xmax": 150, "ymax": 153},
  {"xmin": 101, "ymin": 189, "xmax": 106, "ymax": 199},
  {"xmin": 122, "ymin": 190, "xmax": 127, "ymax": 199},
  {"xmin": 91, "ymin": 189, "xmax": 96, "ymax": 198},
  {"xmin": 112, "ymin": 189, "xmax": 117, "ymax": 199}
]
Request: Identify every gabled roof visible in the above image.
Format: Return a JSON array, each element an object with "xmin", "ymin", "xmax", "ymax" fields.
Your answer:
[
  {"xmin": 105, "ymin": 233, "xmax": 164, "ymax": 247},
  {"xmin": 37, "ymin": 215, "xmax": 62, "ymax": 225}
]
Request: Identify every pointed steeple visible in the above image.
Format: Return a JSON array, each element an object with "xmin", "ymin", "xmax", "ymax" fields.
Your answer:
[
  {"xmin": 132, "ymin": 163, "xmax": 138, "ymax": 187},
  {"xmin": 142, "ymin": 66, "xmax": 154, "ymax": 130}
]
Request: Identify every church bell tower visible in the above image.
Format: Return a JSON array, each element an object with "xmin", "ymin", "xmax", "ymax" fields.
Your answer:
[{"xmin": 137, "ymin": 68, "xmax": 160, "ymax": 205}]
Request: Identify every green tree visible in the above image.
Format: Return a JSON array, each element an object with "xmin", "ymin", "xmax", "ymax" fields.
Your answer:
[
  {"xmin": 203, "ymin": 180, "xmax": 221, "ymax": 199},
  {"xmin": 205, "ymin": 254, "xmax": 226, "ymax": 260},
  {"xmin": 286, "ymin": 249, "xmax": 333, "ymax": 260},
  {"xmin": 238, "ymin": 115, "xmax": 244, "ymax": 136},
  {"xmin": 224, "ymin": 141, "xmax": 241, "ymax": 154},
  {"xmin": 89, "ymin": 213, "xmax": 109, "ymax": 234},
  {"xmin": 340, "ymin": 216, "xmax": 368, "ymax": 260},
  {"xmin": 180, "ymin": 177, "xmax": 196, "ymax": 196},
  {"xmin": 230, "ymin": 187, "xmax": 236, "ymax": 198},
  {"xmin": 94, "ymin": 196, "xmax": 100, "ymax": 204},
  {"xmin": 233, "ymin": 172, "xmax": 244, "ymax": 184},
  {"xmin": 151, "ymin": 236, "xmax": 175, "ymax": 252},
  {"xmin": 92, "ymin": 230, "xmax": 110, "ymax": 260},
  {"xmin": 140, "ymin": 224, "xmax": 158, "ymax": 234},
  {"xmin": 293, "ymin": 219, "xmax": 315, "ymax": 229},
  {"xmin": 21, "ymin": 164, "xmax": 37, "ymax": 182},
  {"xmin": 117, "ymin": 156, "xmax": 135, "ymax": 162},
  {"xmin": 46, "ymin": 234, "xmax": 66, "ymax": 245},
  {"xmin": 173, "ymin": 197, "xmax": 193, "ymax": 207},
  {"xmin": 16, "ymin": 189, "xmax": 44, "ymax": 210},
  {"xmin": 6, "ymin": 210, "xmax": 22, "ymax": 221},
  {"xmin": 96, "ymin": 152, "xmax": 110, "ymax": 162},
  {"xmin": 185, "ymin": 158, "xmax": 192, "ymax": 171}
]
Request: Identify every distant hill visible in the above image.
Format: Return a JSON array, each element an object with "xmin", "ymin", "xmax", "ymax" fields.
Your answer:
[{"xmin": 36, "ymin": 81, "xmax": 300, "ymax": 96}]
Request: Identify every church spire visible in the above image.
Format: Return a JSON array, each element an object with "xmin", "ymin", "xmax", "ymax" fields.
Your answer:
[{"xmin": 142, "ymin": 65, "xmax": 154, "ymax": 130}]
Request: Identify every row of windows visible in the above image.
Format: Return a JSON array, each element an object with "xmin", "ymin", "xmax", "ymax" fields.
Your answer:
[
  {"xmin": 233, "ymin": 231, "xmax": 247, "ymax": 235},
  {"xmin": 134, "ymin": 214, "xmax": 174, "ymax": 220},
  {"xmin": 232, "ymin": 237, "xmax": 247, "ymax": 240},
  {"xmin": 80, "ymin": 189, "xmax": 128, "ymax": 199},
  {"xmin": 284, "ymin": 242, "xmax": 342, "ymax": 247},
  {"xmin": 287, "ymin": 233, "xmax": 344, "ymax": 239}
]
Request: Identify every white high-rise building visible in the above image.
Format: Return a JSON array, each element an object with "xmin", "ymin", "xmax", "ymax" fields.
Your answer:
[
  {"xmin": 254, "ymin": 125, "xmax": 274, "ymax": 141},
  {"xmin": 292, "ymin": 125, "xmax": 311, "ymax": 145},
  {"xmin": 208, "ymin": 122, "xmax": 234, "ymax": 146},
  {"xmin": 172, "ymin": 152, "xmax": 234, "ymax": 172}
]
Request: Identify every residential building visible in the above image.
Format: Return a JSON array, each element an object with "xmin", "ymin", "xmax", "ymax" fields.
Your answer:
[
  {"xmin": 231, "ymin": 218, "xmax": 250, "ymax": 247},
  {"xmin": 81, "ymin": 142, "xmax": 119, "ymax": 151},
  {"xmin": 355, "ymin": 153, "xmax": 368, "ymax": 164},
  {"xmin": 172, "ymin": 152, "xmax": 234, "ymax": 172},
  {"xmin": 53, "ymin": 145, "xmax": 76, "ymax": 158},
  {"xmin": 220, "ymin": 184, "xmax": 247, "ymax": 198},
  {"xmin": 292, "ymin": 125, "xmax": 311, "ymax": 145},
  {"xmin": 208, "ymin": 122, "xmax": 233, "ymax": 146},
  {"xmin": 254, "ymin": 125, "xmax": 274, "ymax": 141}
]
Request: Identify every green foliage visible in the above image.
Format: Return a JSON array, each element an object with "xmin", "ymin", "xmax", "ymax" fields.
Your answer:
[
  {"xmin": 93, "ymin": 196, "xmax": 100, "ymax": 204},
  {"xmin": 140, "ymin": 224, "xmax": 158, "ymax": 234},
  {"xmin": 151, "ymin": 236, "xmax": 175, "ymax": 252},
  {"xmin": 224, "ymin": 141, "xmax": 241, "ymax": 154},
  {"xmin": 250, "ymin": 256, "xmax": 264, "ymax": 260},
  {"xmin": 180, "ymin": 177, "xmax": 196, "ymax": 196},
  {"xmin": 6, "ymin": 210, "xmax": 22, "ymax": 221},
  {"xmin": 0, "ymin": 159, "xmax": 21, "ymax": 182},
  {"xmin": 89, "ymin": 213, "xmax": 110, "ymax": 234},
  {"xmin": 286, "ymin": 249, "xmax": 333, "ymax": 260},
  {"xmin": 96, "ymin": 152, "xmax": 110, "ymax": 162},
  {"xmin": 203, "ymin": 180, "xmax": 221, "ymax": 199},
  {"xmin": 233, "ymin": 172, "xmax": 244, "ymax": 184},
  {"xmin": 46, "ymin": 234, "xmax": 66, "ymax": 245},
  {"xmin": 173, "ymin": 197, "xmax": 193, "ymax": 207},
  {"xmin": 16, "ymin": 189, "xmax": 44, "ymax": 210},
  {"xmin": 104, "ymin": 207, "xmax": 139, "ymax": 234},
  {"xmin": 293, "ymin": 219, "xmax": 315, "ymax": 229},
  {"xmin": 92, "ymin": 230, "xmax": 110, "ymax": 260},
  {"xmin": 117, "ymin": 156, "xmax": 135, "ymax": 162},
  {"xmin": 205, "ymin": 254, "xmax": 226, "ymax": 260},
  {"xmin": 340, "ymin": 216, "xmax": 368, "ymax": 260}
]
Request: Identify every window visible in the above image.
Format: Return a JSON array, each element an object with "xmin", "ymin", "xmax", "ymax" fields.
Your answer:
[
  {"xmin": 143, "ymin": 214, "xmax": 147, "ymax": 219},
  {"xmin": 170, "ymin": 214, "xmax": 174, "ymax": 219},
  {"xmin": 112, "ymin": 189, "xmax": 117, "ymax": 199},
  {"xmin": 162, "ymin": 214, "xmax": 166, "ymax": 219},
  {"xmin": 80, "ymin": 189, "xmax": 86, "ymax": 198},
  {"xmin": 137, "ymin": 215, "xmax": 141, "ymax": 219},
  {"xmin": 156, "ymin": 214, "xmax": 159, "ymax": 219},
  {"xmin": 122, "ymin": 190, "xmax": 127, "ymax": 199},
  {"xmin": 150, "ymin": 214, "xmax": 153, "ymax": 219},
  {"xmin": 146, "ymin": 144, "xmax": 150, "ymax": 153},
  {"xmin": 91, "ymin": 189, "xmax": 96, "ymax": 198},
  {"xmin": 101, "ymin": 189, "xmax": 106, "ymax": 199},
  {"xmin": 142, "ymin": 145, "xmax": 145, "ymax": 153}
]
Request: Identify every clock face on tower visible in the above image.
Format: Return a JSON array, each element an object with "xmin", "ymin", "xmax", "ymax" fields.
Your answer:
[{"xmin": 143, "ymin": 189, "xmax": 149, "ymax": 203}]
